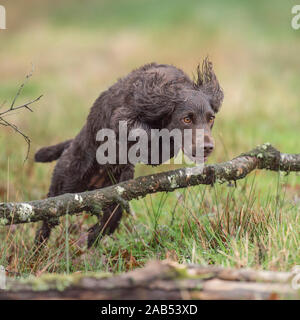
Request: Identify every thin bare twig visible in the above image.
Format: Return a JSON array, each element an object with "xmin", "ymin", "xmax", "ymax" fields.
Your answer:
[{"xmin": 0, "ymin": 66, "xmax": 43, "ymax": 161}]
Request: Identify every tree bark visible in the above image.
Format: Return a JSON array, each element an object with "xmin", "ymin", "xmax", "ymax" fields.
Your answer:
[
  {"xmin": 1, "ymin": 261, "xmax": 298, "ymax": 300},
  {"xmin": 0, "ymin": 143, "xmax": 299, "ymax": 226}
]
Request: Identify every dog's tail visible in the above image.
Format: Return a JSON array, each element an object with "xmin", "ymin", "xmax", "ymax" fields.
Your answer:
[{"xmin": 35, "ymin": 139, "xmax": 73, "ymax": 163}]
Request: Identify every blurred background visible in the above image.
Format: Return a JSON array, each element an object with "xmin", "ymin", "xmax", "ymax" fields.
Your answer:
[
  {"xmin": 0, "ymin": 0, "xmax": 299, "ymax": 275},
  {"xmin": 0, "ymin": 0, "xmax": 299, "ymax": 202}
]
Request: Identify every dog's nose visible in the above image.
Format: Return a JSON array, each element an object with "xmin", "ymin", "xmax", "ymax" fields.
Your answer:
[
  {"xmin": 191, "ymin": 143, "xmax": 214, "ymax": 157},
  {"xmin": 204, "ymin": 143, "xmax": 214, "ymax": 154}
]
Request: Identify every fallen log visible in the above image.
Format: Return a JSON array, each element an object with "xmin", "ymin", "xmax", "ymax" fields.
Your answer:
[
  {"xmin": 0, "ymin": 143, "xmax": 299, "ymax": 226},
  {"xmin": 1, "ymin": 261, "xmax": 299, "ymax": 299}
]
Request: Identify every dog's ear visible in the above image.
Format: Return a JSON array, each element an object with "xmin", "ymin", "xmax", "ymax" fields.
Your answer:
[
  {"xmin": 130, "ymin": 72, "xmax": 180, "ymax": 125},
  {"xmin": 194, "ymin": 57, "xmax": 224, "ymax": 113}
]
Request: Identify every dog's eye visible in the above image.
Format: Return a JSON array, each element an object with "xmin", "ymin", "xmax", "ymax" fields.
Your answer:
[
  {"xmin": 208, "ymin": 116, "xmax": 215, "ymax": 124},
  {"xmin": 183, "ymin": 117, "xmax": 192, "ymax": 124}
]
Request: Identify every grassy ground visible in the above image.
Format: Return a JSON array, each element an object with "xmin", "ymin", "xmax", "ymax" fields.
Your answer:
[{"xmin": 0, "ymin": 0, "xmax": 299, "ymax": 277}]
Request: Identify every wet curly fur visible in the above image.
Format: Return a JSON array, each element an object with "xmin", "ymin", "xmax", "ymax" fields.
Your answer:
[{"xmin": 35, "ymin": 59, "xmax": 224, "ymax": 248}]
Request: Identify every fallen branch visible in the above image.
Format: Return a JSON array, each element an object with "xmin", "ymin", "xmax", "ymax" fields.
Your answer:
[
  {"xmin": 1, "ymin": 261, "xmax": 298, "ymax": 299},
  {"xmin": 0, "ymin": 143, "xmax": 299, "ymax": 226}
]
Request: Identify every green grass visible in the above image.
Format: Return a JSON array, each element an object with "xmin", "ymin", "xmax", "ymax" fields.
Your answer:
[
  {"xmin": 0, "ymin": 0, "xmax": 299, "ymax": 277},
  {"xmin": 1, "ymin": 172, "xmax": 299, "ymax": 275}
]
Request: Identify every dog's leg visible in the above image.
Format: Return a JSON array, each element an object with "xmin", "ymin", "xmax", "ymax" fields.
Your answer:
[
  {"xmin": 34, "ymin": 161, "xmax": 83, "ymax": 248},
  {"xmin": 34, "ymin": 174, "xmax": 63, "ymax": 247},
  {"xmin": 87, "ymin": 165, "xmax": 134, "ymax": 248},
  {"xmin": 34, "ymin": 218, "xmax": 60, "ymax": 248},
  {"xmin": 87, "ymin": 203, "xmax": 123, "ymax": 248}
]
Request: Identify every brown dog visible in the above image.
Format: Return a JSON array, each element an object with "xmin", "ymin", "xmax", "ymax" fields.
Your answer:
[{"xmin": 35, "ymin": 59, "xmax": 224, "ymax": 247}]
